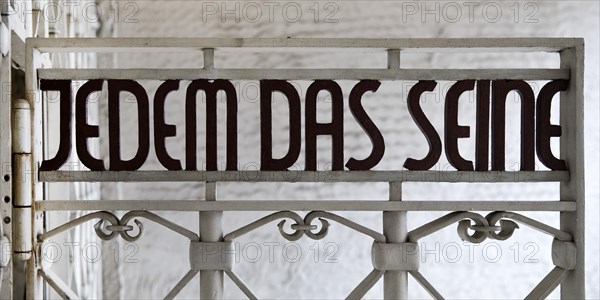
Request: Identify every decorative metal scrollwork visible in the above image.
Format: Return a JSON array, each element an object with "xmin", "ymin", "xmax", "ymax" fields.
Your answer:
[
  {"xmin": 277, "ymin": 212, "xmax": 335, "ymax": 241},
  {"xmin": 408, "ymin": 210, "xmax": 573, "ymax": 244},
  {"xmin": 39, "ymin": 210, "xmax": 199, "ymax": 243},
  {"xmin": 485, "ymin": 211, "xmax": 572, "ymax": 241},
  {"xmin": 225, "ymin": 210, "xmax": 385, "ymax": 242},
  {"xmin": 455, "ymin": 213, "xmax": 520, "ymax": 243},
  {"xmin": 94, "ymin": 215, "xmax": 144, "ymax": 242},
  {"xmin": 455, "ymin": 212, "xmax": 492, "ymax": 243},
  {"xmin": 224, "ymin": 211, "xmax": 326, "ymax": 242},
  {"xmin": 278, "ymin": 217, "xmax": 330, "ymax": 241},
  {"xmin": 407, "ymin": 211, "xmax": 498, "ymax": 243},
  {"xmin": 223, "ymin": 210, "xmax": 387, "ymax": 300}
]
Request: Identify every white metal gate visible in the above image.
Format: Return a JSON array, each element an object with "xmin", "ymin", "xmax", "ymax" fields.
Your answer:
[{"xmin": 12, "ymin": 37, "xmax": 585, "ymax": 299}]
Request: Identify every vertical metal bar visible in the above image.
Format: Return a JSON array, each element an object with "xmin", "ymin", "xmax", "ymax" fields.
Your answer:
[
  {"xmin": 24, "ymin": 0, "xmax": 32, "ymax": 37},
  {"xmin": 204, "ymin": 48, "xmax": 215, "ymax": 70},
  {"xmin": 95, "ymin": 9, "xmax": 124, "ymax": 297},
  {"xmin": 387, "ymin": 49, "xmax": 400, "ymax": 69},
  {"xmin": 25, "ymin": 41, "xmax": 43, "ymax": 300},
  {"xmin": 200, "ymin": 182, "xmax": 223, "ymax": 299},
  {"xmin": 32, "ymin": 0, "xmax": 49, "ymax": 38},
  {"xmin": 0, "ymin": 23, "xmax": 14, "ymax": 299},
  {"xmin": 559, "ymin": 43, "xmax": 585, "ymax": 298},
  {"xmin": 384, "ymin": 182, "xmax": 407, "ymax": 299},
  {"xmin": 384, "ymin": 49, "xmax": 405, "ymax": 299}
]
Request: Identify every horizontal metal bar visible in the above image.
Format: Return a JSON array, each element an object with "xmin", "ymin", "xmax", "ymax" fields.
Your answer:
[
  {"xmin": 35, "ymin": 200, "xmax": 576, "ymax": 212},
  {"xmin": 38, "ymin": 68, "xmax": 568, "ymax": 81},
  {"xmin": 39, "ymin": 170, "xmax": 569, "ymax": 183},
  {"xmin": 26, "ymin": 37, "xmax": 582, "ymax": 52}
]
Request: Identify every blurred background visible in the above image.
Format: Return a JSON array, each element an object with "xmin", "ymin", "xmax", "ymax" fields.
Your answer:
[{"xmin": 30, "ymin": 0, "xmax": 600, "ymax": 299}]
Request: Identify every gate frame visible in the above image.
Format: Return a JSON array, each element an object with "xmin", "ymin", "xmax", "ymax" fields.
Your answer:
[{"xmin": 17, "ymin": 37, "xmax": 585, "ymax": 299}]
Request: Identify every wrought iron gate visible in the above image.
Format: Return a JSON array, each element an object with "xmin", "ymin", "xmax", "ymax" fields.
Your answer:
[{"xmin": 12, "ymin": 38, "xmax": 585, "ymax": 299}]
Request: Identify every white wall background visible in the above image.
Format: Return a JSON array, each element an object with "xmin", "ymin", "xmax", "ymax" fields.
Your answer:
[{"xmin": 99, "ymin": 1, "xmax": 599, "ymax": 298}]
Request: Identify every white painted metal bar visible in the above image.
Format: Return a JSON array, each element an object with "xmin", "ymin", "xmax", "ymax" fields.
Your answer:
[
  {"xmin": 38, "ymin": 268, "xmax": 80, "ymax": 300},
  {"xmin": 383, "ymin": 182, "xmax": 406, "ymax": 299},
  {"xmin": 408, "ymin": 271, "xmax": 444, "ymax": 300},
  {"xmin": 37, "ymin": 68, "xmax": 569, "ymax": 81},
  {"xmin": 346, "ymin": 269, "xmax": 385, "ymax": 299},
  {"xmin": 119, "ymin": 211, "xmax": 200, "ymax": 242},
  {"xmin": 164, "ymin": 270, "xmax": 199, "ymax": 300},
  {"xmin": 487, "ymin": 212, "xmax": 573, "ymax": 242},
  {"xmin": 223, "ymin": 211, "xmax": 303, "ymax": 242},
  {"xmin": 25, "ymin": 36, "xmax": 44, "ymax": 300},
  {"xmin": 0, "ymin": 26, "xmax": 14, "ymax": 298},
  {"xmin": 407, "ymin": 212, "xmax": 489, "ymax": 243},
  {"xmin": 38, "ymin": 170, "xmax": 569, "ymax": 183},
  {"xmin": 559, "ymin": 42, "xmax": 585, "ymax": 298},
  {"xmin": 34, "ymin": 200, "xmax": 577, "ymax": 212},
  {"xmin": 203, "ymin": 48, "xmax": 215, "ymax": 70},
  {"xmin": 387, "ymin": 49, "xmax": 400, "ymax": 70},
  {"xmin": 26, "ymin": 37, "xmax": 583, "ymax": 52},
  {"xmin": 224, "ymin": 271, "xmax": 258, "ymax": 300},
  {"xmin": 306, "ymin": 211, "xmax": 386, "ymax": 242},
  {"xmin": 524, "ymin": 267, "xmax": 568, "ymax": 299},
  {"xmin": 38, "ymin": 211, "xmax": 118, "ymax": 242},
  {"xmin": 199, "ymin": 182, "xmax": 223, "ymax": 299}
]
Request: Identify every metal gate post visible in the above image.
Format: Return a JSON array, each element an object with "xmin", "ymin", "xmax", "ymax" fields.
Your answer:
[
  {"xmin": 0, "ymin": 24, "xmax": 14, "ymax": 299},
  {"xmin": 559, "ymin": 42, "xmax": 585, "ymax": 298},
  {"xmin": 200, "ymin": 182, "xmax": 224, "ymax": 299},
  {"xmin": 24, "ymin": 42, "xmax": 43, "ymax": 299},
  {"xmin": 383, "ymin": 181, "xmax": 407, "ymax": 299}
]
